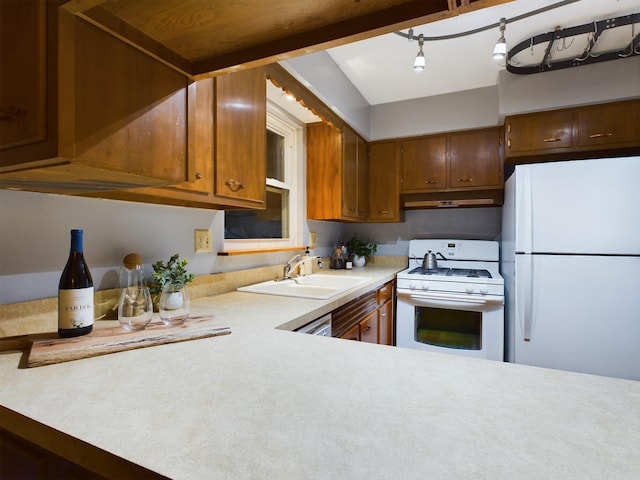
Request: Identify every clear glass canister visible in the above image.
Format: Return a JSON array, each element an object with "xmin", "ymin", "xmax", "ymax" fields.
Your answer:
[{"xmin": 120, "ymin": 253, "xmax": 146, "ymax": 288}]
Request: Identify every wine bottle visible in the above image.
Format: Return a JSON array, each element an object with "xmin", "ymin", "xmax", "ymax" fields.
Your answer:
[{"xmin": 58, "ymin": 229, "xmax": 94, "ymax": 338}]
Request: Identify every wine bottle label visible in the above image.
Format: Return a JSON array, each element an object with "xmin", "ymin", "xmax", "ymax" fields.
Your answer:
[{"xmin": 58, "ymin": 287, "xmax": 94, "ymax": 329}]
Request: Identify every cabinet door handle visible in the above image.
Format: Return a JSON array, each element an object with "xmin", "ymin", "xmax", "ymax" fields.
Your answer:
[
  {"xmin": 457, "ymin": 177, "xmax": 473, "ymax": 182},
  {"xmin": 380, "ymin": 310, "xmax": 386, "ymax": 317},
  {"xmin": 195, "ymin": 172, "xmax": 203, "ymax": 180},
  {"xmin": 362, "ymin": 325, "xmax": 371, "ymax": 333},
  {"xmin": 542, "ymin": 137, "xmax": 561, "ymax": 143},
  {"xmin": 225, "ymin": 179, "xmax": 245, "ymax": 191},
  {"xmin": 589, "ymin": 132, "xmax": 613, "ymax": 139},
  {"xmin": 424, "ymin": 180, "xmax": 439, "ymax": 184},
  {"xmin": 0, "ymin": 106, "xmax": 25, "ymax": 120}
]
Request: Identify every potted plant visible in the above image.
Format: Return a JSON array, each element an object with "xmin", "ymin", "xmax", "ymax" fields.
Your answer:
[
  {"xmin": 345, "ymin": 237, "xmax": 377, "ymax": 267},
  {"xmin": 150, "ymin": 254, "xmax": 195, "ymax": 324}
]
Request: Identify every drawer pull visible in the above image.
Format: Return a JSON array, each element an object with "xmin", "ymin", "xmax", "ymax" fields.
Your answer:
[
  {"xmin": 225, "ymin": 179, "xmax": 245, "ymax": 191},
  {"xmin": 425, "ymin": 180, "xmax": 439, "ymax": 184},
  {"xmin": 376, "ymin": 210, "xmax": 390, "ymax": 215},
  {"xmin": 457, "ymin": 177, "xmax": 473, "ymax": 182},
  {"xmin": 542, "ymin": 137, "xmax": 561, "ymax": 143},
  {"xmin": 589, "ymin": 132, "xmax": 613, "ymax": 139}
]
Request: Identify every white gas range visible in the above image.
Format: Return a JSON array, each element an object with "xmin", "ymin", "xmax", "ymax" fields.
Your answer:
[{"xmin": 396, "ymin": 239, "xmax": 505, "ymax": 361}]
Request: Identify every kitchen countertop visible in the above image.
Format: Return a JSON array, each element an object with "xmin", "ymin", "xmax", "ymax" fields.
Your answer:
[{"xmin": 1, "ymin": 266, "xmax": 639, "ymax": 479}]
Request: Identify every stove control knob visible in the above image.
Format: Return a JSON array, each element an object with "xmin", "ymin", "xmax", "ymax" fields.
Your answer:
[
  {"xmin": 421, "ymin": 281, "xmax": 430, "ymax": 291},
  {"xmin": 409, "ymin": 280, "xmax": 417, "ymax": 290},
  {"xmin": 466, "ymin": 285, "xmax": 475, "ymax": 294},
  {"xmin": 480, "ymin": 285, "xmax": 489, "ymax": 295}
]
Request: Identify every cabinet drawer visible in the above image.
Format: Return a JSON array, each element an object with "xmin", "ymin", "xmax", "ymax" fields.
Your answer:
[{"xmin": 377, "ymin": 281, "xmax": 394, "ymax": 305}]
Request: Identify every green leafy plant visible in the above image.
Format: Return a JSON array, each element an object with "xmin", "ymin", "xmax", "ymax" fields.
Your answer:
[
  {"xmin": 149, "ymin": 254, "xmax": 195, "ymax": 294},
  {"xmin": 345, "ymin": 237, "xmax": 377, "ymax": 259}
]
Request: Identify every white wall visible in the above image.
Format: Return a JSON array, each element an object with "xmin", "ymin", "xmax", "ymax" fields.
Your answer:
[
  {"xmin": 498, "ymin": 56, "xmax": 640, "ymax": 115},
  {"xmin": 371, "ymin": 86, "xmax": 500, "ymax": 140},
  {"xmin": 282, "ymin": 53, "xmax": 371, "ymax": 139}
]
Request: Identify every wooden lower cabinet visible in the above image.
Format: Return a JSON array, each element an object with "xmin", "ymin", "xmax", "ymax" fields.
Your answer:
[
  {"xmin": 0, "ymin": 429, "xmax": 105, "ymax": 480},
  {"xmin": 0, "ymin": 426, "xmax": 166, "ymax": 480},
  {"xmin": 334, "ymin": 280, "xmax": 395, "ymax": 346}
]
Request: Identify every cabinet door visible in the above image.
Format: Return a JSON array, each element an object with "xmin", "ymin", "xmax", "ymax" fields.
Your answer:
[
  {"xmin": 449, "ymin": 128, "xmax": 502, "ymax": 189},
  {"xmin": 0, "ymin": 0, "xmax": 48, "ymax": 152},
  {"xmin": 378, "ymin": 300, "xmax": 393, "ymax": 346},
  {"xmin": 506, "ymin": 111, "xmax": 574, "ymax": 155},
  {"xmin": 213, "ymin": 67, "xmax": 266, "ymax": 208},
  {"xmin": 307, "ymin": 122, "xmax": 342, "ymax": 220},
  {"xmin": 356, "ymin": 134, "xmax": 369, "ymax": 219},
  {"xmin": 401, "ymin": 136, "xmax": 447, "ymax": 192},
  {"xmin": 359, "ymin": 311, "xmax": 378, "ymax": 344},
  {"xmin": 340, "ymin": 323, "xmax": 360, "ymax": 341},
  {"xmin": 369, "ymin": 141, "xmax": 400, "ymax": 222},
  {"xmin": 73, "ymin": 17, "xmax": 189, "ymax": 182},
  {"xmin": 576, "ymin": 101, "xmax": 640, "ymax": 148},
  {"xmin": 341, "ymin": 126, "xmax": 359, "ymax": 219}
]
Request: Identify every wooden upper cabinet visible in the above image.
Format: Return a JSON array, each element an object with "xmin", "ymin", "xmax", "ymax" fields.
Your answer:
[
  {"xmin": 0, "ymin": 0, "xmax": 48, "ymax": 153},
  {"xmin": 449, "ymin": 128, "xmax": 503, "ymax": 189},
  {"xmin": 506, "ymin": 110, "xmax": 574, "ymax": 156},
  {"xmin": 356, "ymin": 134, "xmax": 369, "ymax": 219},
  {"xmin": 84, "ymin": 69, "xmax": 267, "ymax": 209},
  {"xmin": 0, "ymin": 2, "xmax": 190, "ymax": 194},
  {"xmin": 341, "ymin": 126, "xmax": 359, "ymax": 218},
  {"xmin": 401, "ymin": 136, "xmax": 447, "ymax": 192},
  {"xmin": 576, "ymin": 100, "xmax": 640, "ymax": 149},
  {"xmin": 213, "ymin": 67, "xmax": 266, "ymax": 208},
  {"xmin": 401, "ymin": 127, "xmax": 503, "ymax": 194},
  {"xmin": 506, "ymin": 100, "xmax": 640, "ymax": 161},
  {"xmin": 369, "ymin": 141, "xmax": 400, "ymax": 222},
  {"xmin": 307, "ymin": 122, "xmax": 367, "ymax": 221}
]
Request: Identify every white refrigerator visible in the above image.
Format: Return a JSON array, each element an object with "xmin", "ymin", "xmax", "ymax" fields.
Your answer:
[{"xmin": 501, "ymin": 156, "xmax": 640, "ymax": 380}]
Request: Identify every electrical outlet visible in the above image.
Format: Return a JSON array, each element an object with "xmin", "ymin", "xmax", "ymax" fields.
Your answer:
[
  {"xmin": 309, "ymin": 231, "xmax": 317, "ymax": 249},
  {"xmin": 194, "ymin": 229, "xmax": 212, "ymax": 253}
]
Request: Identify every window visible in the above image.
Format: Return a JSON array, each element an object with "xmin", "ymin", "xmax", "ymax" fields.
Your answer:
[{"xmin": 224, "ymin": 105, "xmax": 303, "ymax": 250}]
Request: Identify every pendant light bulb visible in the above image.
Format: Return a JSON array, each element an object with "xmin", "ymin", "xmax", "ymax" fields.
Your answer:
[
  {"xmin": 413, "ymin": 34, "xmax": 425, "ymax": 71},
  {"xmin": 492, "ymin": 18, "xmax": 507, "ymax": 62}
]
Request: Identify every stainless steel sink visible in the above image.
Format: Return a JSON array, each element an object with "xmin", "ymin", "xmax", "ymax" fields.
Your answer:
[{"xmin": 237, "ymin": 274, "xmax": 371, "ymax": 299}]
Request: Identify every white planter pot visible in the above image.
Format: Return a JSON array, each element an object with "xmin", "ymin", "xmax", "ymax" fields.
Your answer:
[{"xmin": 353, "ymin": 255, "xmax": 366, "ymax": 267}]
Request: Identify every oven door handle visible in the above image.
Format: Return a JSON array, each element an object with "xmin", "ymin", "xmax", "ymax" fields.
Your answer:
[{"xmin": 398, "ymin": 291, "xmax": 503, "ymax": 307}]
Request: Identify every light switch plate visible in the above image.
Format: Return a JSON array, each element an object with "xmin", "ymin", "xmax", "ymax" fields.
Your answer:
[{"xmin": 194, "ymin": 229, "xmax": 212, "ymax": 253}]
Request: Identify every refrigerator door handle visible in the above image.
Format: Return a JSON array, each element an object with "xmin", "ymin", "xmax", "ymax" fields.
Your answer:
[
  {"xmin": 516, "ymin": 254, "xmax": 534, "ymax": 341},
  {"xmin": 516, "ymin": 167, "xmax": 533, "ymax": 254}
]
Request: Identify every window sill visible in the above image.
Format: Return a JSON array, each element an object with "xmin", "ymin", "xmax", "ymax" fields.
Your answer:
[{"xmin": 217, "ymin": 246, "xmax": 307, "ymax": 256}]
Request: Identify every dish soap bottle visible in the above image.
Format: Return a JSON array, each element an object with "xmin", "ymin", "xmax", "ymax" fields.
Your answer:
[{"xmin": 300, "ymin": 247, "xmax": 313, "ymax": 276}]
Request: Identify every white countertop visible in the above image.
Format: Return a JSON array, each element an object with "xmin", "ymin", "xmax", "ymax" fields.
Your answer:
[{"xmin": 1, "ymin": 267, "xmax": 639, "ymax": 479}]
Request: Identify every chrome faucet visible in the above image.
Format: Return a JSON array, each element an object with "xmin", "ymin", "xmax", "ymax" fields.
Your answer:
[
  {"xmin": 283, "ymin": 254, "xmax": 323, "ymax": 280},
  {"xmin": 284, "ymin": 254, "xmax": 302, "ymax": 279}
]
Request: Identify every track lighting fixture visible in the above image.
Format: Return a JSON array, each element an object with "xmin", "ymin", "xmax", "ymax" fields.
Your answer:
[
  {"xmin": 413, "ymin": 34, "xmax": 425, "ymax": 71},
  {"xmin": 492, "ymin": 18, "xmax": 507, "ymax": 62}
]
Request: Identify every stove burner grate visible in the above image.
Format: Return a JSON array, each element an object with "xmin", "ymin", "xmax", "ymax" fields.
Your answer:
[{"xmin": 407, "ymin": 267, "xmax": 492, "ymax": 278}]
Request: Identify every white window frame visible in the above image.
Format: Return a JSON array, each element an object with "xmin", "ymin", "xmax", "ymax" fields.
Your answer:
[{"xmin": 223, "ymin": 101, "xmax": 304, "ymax": 251}]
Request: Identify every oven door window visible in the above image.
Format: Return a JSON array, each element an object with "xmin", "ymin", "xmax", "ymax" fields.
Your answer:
[{"xmin": 415, "ymin": 306, "xmax": 482, "ymax": 350}]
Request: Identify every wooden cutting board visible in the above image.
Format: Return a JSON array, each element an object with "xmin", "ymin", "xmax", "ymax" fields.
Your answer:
[{"xmin": 0, "ymin": 316, "xmax": 230, "ymax": 368}]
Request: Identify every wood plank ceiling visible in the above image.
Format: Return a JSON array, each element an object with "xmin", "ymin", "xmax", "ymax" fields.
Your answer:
[{"xmin": 60, "ymin": 0, "xmax": 513, "ymax": 79}]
